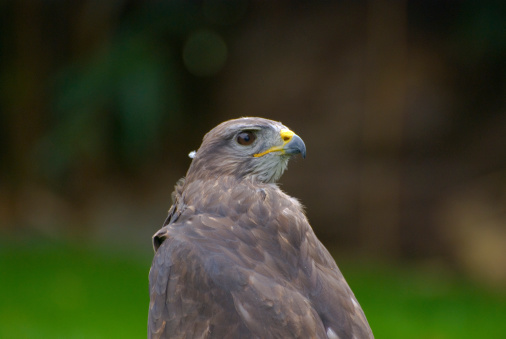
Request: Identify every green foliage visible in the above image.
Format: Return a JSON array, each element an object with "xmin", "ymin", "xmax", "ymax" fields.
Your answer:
[
  {"xmin": 39, "ymin": 31, "xmax": 181, "ymax": 181},
  {"xmin": 1, "ymin": 240, "xmax": 504, "ymax": 339},
  {"xmin": 36, "ymin": 1, "xmax": 226, "ymax": 181}
]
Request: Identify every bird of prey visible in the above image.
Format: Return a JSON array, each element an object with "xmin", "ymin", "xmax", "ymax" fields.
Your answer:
[{"xmin": 148, "ymin": 117, "xmax": 373, "ymax": 339}]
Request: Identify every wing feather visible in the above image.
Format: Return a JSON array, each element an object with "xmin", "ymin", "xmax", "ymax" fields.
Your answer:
[
  {"xmin": 148, "ymin": 214, "xmax": 332, "ymax": 339},
  {"xmin": 149, "ymin": 178, "xmax": 373, "ymax": 338}
]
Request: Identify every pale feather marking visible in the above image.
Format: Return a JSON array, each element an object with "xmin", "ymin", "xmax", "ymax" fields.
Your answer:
[{"xmin": 326, "ymin": 327, "xmax": 339, "ymax": 339}]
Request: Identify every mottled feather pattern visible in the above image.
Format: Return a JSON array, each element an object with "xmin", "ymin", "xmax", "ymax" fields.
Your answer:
[
  {"xmin": 149, "ymin": 177, "xmax": 373, "ymax": 338},
  {"xmin": 148, "ymin": 118, "xmax": 373, "ymax": 339}
]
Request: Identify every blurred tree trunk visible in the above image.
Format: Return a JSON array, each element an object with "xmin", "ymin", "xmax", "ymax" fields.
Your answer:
[
  {"xmin": 2, "ymin": 1, "xmax": 49, "ymax": 227},
  {"xmin": 5, "ymin": 1, "xmax": 48, "ymax": 183},
  {"xmin": 359, "ymin": 0, "xmax": 407, "ymax": 257}
]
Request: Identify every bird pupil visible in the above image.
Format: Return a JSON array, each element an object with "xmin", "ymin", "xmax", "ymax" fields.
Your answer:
[{"xmin": 237, "ymin": 131, "xmax": 255, "ymax": 145}]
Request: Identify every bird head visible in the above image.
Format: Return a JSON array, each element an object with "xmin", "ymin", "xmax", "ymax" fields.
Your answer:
[{"xmin": 185, "ymin": 117, "xmax": 306, "ymax": 183}]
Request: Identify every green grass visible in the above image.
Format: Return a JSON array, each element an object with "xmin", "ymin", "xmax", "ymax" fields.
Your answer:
[
  {"xmin": 1, "ymin": 239, "xmax": 505, "ymax": 338},
  {"xmin": 0, "ymin": 239, "xmax": 151, "ymax": 339},
  {"xmin": 341, "ymin": 260, "xmax": 506, "ymax": 339}
]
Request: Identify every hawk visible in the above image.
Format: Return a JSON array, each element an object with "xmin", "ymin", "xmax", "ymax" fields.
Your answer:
[{"xmin": 148, "ymin": 117, "xmax": 374, "ymax": 339}]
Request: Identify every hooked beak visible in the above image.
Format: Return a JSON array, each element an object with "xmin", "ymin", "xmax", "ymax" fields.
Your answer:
[
  {"xmin": 254, "ymin": 129, "xmax": 306, "ymax": 159},
  {"xmin": 283, "ymin": 133, "xmax": 306, "ymax": 159}
]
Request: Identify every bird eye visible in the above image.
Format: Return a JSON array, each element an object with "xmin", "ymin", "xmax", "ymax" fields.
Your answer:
[{"xmin": 237, "ymin": 131, "xmax": 256, "ymax": 146}]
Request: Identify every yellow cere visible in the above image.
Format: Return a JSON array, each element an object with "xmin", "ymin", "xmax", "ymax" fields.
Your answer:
[{"xmin": 254, "ymin": 129, "xmax": 295, "ymax": 158}]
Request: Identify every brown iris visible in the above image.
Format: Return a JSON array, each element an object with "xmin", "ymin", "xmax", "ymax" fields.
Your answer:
[{"xmin": 236, "ymin": 131, "xmax": 256, "ymax": 145}]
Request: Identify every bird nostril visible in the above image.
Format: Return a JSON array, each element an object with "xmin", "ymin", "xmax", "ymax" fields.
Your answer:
[{"xmin": 280, "ymin": 129, "xmax": 295, "ymax": 143}]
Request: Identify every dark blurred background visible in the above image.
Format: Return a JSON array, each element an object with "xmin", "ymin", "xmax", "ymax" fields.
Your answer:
[{"xmin": 1, "ymin": 1, "xmax": 505, "ymax": 338}]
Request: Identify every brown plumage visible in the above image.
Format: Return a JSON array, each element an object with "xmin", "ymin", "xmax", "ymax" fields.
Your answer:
[{"xmin": 148, "ymin": 117, "xmax": 374, "ymax": 339}]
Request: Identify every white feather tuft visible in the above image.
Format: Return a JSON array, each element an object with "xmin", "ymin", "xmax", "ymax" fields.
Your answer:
[
  {"xmin": 326, "ymin": 327, "xmax": 339, "ymax": 339},
  {"xmin": 188, "ymin": 150, "xmax": 196, "ymax": 159}
]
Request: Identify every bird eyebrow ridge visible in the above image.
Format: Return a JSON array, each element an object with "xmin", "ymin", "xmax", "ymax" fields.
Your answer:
[
  {"xmin": 235, "ymin": 125, "xmax": 264, "ymax": 132},
  {"xmin": 224, "ymin": 125, "xmax": 265, "ymax": 139}
]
